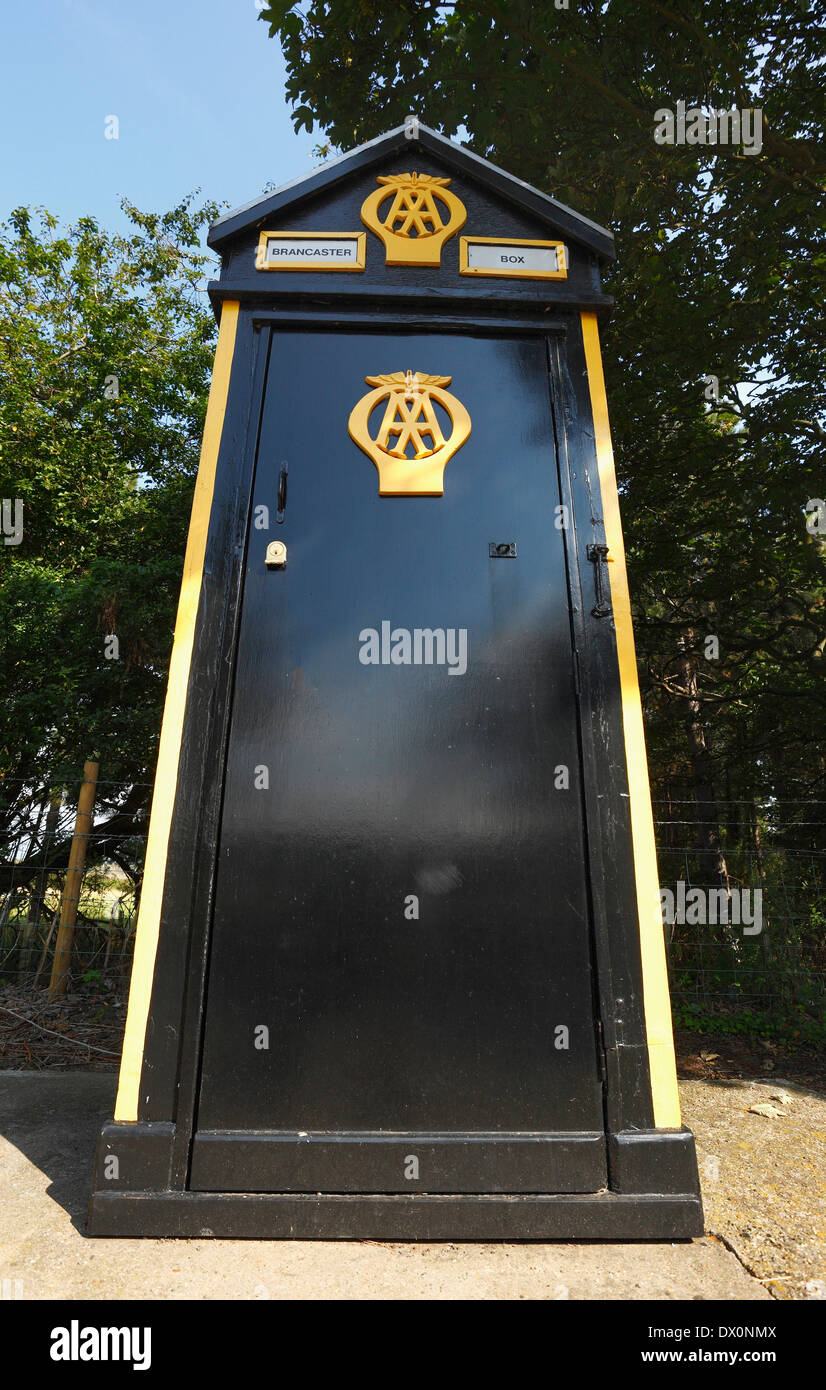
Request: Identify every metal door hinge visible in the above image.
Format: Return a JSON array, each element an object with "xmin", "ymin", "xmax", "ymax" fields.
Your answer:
[{"xmin": 596, "ymin": 1018, "xmax": 608, "ymax": 1082}]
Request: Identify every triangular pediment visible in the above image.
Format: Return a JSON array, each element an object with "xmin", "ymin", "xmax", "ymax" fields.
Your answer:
[{"xmin": 208, "ymin": 123, "xmax": 614, "ymax": 261}]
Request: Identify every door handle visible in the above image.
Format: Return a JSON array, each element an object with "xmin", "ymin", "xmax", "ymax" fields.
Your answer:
[
  {"xmin": 586, "ymin": 543, "xmax": 612, "ymax": 618},
  {"xmin": 276, "ymin": 464, "xmax": 288, "ymax": 523}
]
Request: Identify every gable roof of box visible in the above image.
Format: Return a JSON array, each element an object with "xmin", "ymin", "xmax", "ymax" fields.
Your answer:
[{"xmin": 208, "ymin": 122, "xmax": 615, "ymax": 260}]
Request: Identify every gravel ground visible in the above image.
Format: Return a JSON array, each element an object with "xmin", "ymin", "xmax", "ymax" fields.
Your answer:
[{"xmin": 681, "ymin": 1076, "xmax": 826, "ymax": 1300}]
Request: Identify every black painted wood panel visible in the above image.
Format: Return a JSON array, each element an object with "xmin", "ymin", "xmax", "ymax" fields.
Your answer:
[
  {"xmin": 192, "ymin": 329, "xmax": 606, "ymax": 1191},
  {"xmin": 215, "ymin": 147, "xmax": 607, "ymax": 308}
]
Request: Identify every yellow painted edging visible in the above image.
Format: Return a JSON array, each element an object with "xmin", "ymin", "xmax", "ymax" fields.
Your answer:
[
  {"xmin": 114, "ymin": 300, "xmax": 240, "ymax": 1122},
  {"xmin": 581, "ymin": 311, "xmax": 682, "ymax": 1129}
]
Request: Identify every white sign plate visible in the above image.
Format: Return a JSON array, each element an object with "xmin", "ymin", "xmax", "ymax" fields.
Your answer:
[
  {"xmin": 256, "ymin": 232, "xmax": 366, "ymax": 272},
  {"xmin": 459, "ymin": 237, "xmax": 567, "ymax": 280}
]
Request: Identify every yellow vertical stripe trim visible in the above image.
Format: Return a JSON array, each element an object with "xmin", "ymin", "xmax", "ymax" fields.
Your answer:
[
  {"xmin": 580, "ymin": 311, "xmax": 682, "ymax": 1129},
  {"xmin": 114, "ymin": 301, "xmax": 240, "ymax": 1123}
]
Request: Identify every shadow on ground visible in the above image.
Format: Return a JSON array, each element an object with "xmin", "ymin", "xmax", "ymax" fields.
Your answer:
[
  {"xmin": 0, "ymin": 1070, "xmax": 778, "ymax": 1300},
  {"xmin": 1, "ymin": 1070, "xmax": 115, "ymax": 1236}
]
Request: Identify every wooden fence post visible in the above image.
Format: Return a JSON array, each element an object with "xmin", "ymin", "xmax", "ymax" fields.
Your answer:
[{"xmin": 48, "ymin": 760, "xmax": 99, "ymax": 997}]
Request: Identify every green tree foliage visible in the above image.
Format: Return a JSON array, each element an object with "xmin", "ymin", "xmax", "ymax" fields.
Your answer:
[
  {"xmin": 0, "ymin": 198, "xmax": 218, "ymax": 871},
  {"xmin": 260, "ymin": 0, "xmax": 826, "ymax": 807}
]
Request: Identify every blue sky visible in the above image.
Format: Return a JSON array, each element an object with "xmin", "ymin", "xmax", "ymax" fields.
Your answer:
[{"xmin": 0, "ymin": 0, "xmax": 318, "ymax": 234}]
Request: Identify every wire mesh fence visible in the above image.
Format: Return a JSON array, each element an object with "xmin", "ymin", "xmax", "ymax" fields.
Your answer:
[
  {"xmin": 0, "ymin": 774, "xmax": 147, "ymax": 995},
  {"xmin": 653, "ymin": 788, "xmax": 826, "ymax": 1037},
  {"xmin": 0, "ymin": 774, "xmax": 823, "ymax": 1061}
]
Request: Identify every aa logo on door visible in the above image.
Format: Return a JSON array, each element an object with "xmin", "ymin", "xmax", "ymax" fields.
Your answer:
[
  {"xmin": 360, "ymin": 173, "xmax": 467, "ymax": 265},
  {"xmin": 348, "ymin": 370, "xmax": 472, "ymax": 496}
]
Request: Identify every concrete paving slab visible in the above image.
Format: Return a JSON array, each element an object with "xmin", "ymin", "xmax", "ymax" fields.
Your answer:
[{"xmin": 0, "ymin": 1072, "xmax": 770, "ymax": 1300}]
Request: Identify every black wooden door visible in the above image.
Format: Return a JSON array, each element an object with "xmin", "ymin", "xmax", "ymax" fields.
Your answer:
[{"xmin": 190, "ymin": 328, "xmax": 607, "ymax": 1194}]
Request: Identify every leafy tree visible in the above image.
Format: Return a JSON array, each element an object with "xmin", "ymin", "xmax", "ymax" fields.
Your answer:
[
  {"xmin": 0, "ymin": 197, "xmax": 219, "ymax": 891},
  {"xmin": 261, "ymin": 0, "xmax": 826, "ymax": 826}
]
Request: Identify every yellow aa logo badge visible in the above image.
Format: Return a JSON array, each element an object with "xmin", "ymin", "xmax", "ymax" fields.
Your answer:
[
  {"xmin": 348, "ymin": 370, "xmax": 472, "ymax": 496},
  {"xmin": 360, "ymin": 173, "xmax": 467, "ymax": 266}
]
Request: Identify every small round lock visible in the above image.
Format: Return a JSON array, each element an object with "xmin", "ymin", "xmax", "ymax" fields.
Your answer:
[{"xmin": 265, "ymin": 540, "xmax": 287, "ymax": 568}]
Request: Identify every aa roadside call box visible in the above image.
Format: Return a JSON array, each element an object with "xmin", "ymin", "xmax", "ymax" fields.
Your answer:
[{"xmin": 89, "ymin": 124, "xmax": 702, "ymax": 1239}]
